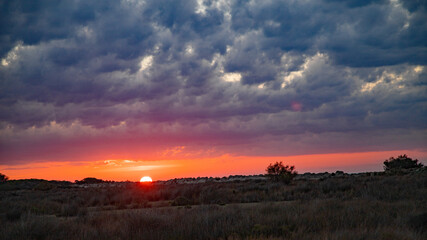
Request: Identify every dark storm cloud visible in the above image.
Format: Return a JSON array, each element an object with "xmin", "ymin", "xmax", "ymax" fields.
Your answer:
[
  {"xmin": 229, "ymin": 0, "xmax": 427, "ymax": 67},
  {"xmin": 0, "ymin": 0, "xmax": 426, "ymax": 163}
]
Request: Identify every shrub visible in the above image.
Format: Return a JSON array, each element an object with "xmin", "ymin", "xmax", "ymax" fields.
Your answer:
[
  {"xmin": 383, "ymin": 154, "xmax": 424, "ymax": 172},
  {"xmin": 6, "ymin": 207, "xmax": 23, "ymax": 221},
  {"xmin": 75, "ymin": 177, "xmax": 104, "ymax": 184},
  {"xmin": 171, "ymin": 196, "xmax": 192, "ymax": 206},
  {"xmin": 407, "ymin": 212, "xmax": 427, "ymax": 233},
  {"xmin": 251, "ymin": 224, "xmax": 293, "ymax": 237},
  {"xmin": 58, "ymin": 203, "xmax": 80, "ymax": 217},
  {"xmin": 33, "ymin": 181, "xmax": 56, "ymax": 191},
  {"xmin": 266, "ymin": 162, "xmax": 297, "ymax": 184},
  {"xmin": 0, "ymin": 173, "xmax": 9, "ymax": 183}
]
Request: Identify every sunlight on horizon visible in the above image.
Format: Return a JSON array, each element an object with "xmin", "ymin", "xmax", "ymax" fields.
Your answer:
[
  {"xmin": 140, "ymin": 176, "xmax": 153, "ymax": 182},
  {"xmin": 1, "ymin": 150, "xmax": 426, "ymax": 182}
]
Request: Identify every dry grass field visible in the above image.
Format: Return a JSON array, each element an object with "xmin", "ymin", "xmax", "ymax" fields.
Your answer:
[{"xmin": 0, "ymin": 170, "xmax": 426, "ymax": 239}]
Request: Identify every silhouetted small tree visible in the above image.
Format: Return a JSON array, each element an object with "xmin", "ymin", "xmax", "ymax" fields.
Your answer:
[
  {"xmin": 383, "ymin": 154, "xmax": 423, "ymax": 172},
  {"xmin": 0, "ymin": 173, "xmax": 9, "ymax": 183},
  {"xmin": 75, "ymin": 177, "xmax": 104, "ymax": 184},
  {"xmin": 266, "ymin": 162, "xmax": 297, "ymax": 184}
]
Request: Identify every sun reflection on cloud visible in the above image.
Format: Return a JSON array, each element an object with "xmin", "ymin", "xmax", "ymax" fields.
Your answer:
[
  {"xmin": 413, "ymin": 66, "xmax": 423, "ymax": 73},
  {"xmin": 360, "ymin": 66, "xmax": 425, "ymax": 93},
  {"xmin": 161, "ymin": 146, "xmax": 186, "ymax": 156},
  {"xmin": 100, "ymin": 159, "xmax": 176, "ymax": 172},
  {"xmin": 139, "ymin": 55, "xmax": 153, "ymax": 72},
  {"xmin": 223, "ymin": 72, "xmax": 242, "ymax": 82}
]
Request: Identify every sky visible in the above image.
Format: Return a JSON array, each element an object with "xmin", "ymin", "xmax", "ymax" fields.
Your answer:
[{"xmin": 0, "ymin": 0, "xmax": 426, "ymax": 181}]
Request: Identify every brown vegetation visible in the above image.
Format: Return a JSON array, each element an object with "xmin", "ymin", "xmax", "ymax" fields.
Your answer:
[
  {"xmin": 384, "ymin": 154, "xmax": 424, "ymax": 172},
  {"xmin": 0, "ymin": 168, "xmax": 426, "ymax": 239},
  {"xmin": 266, "ymin": 161, "xmax": 297, "ymax": 184},
  {"xmin": 0, "ymin": 173, "xmax": 8, "ymax": 183}
]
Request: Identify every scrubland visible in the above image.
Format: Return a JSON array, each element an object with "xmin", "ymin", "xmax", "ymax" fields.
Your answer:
[{"xmin": 0, "ymin": 170, "xmax": 426, "ymax": 239}]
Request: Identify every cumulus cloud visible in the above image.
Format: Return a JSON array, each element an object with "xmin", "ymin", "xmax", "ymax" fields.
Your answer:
[{"xmin": 0, "ymin": 0, "xmax": 426, "ymax": 164}]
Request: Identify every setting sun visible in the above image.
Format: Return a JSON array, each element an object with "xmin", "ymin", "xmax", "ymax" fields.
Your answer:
[{"xmin": 140, "ymin": 176, "xmax": 153, "ymax": 182}]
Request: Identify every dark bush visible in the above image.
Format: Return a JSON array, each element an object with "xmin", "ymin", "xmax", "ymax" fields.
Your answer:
[
  {"xmin": 0, "ymin": 173, "xmax": 9, "ymax": 183},
  {"xmin": 58, "ymin": 203, "xmax": 80, "ymax": 217},
  {"xmin": 33, "ymin": 182, "xmax": 56, "ymax": 191},
  {"xmin": 172, "ymin": 196, "xmax": 192, "ymax": 206},
  {"xmin": 384, "ymin": 154, "xmax": 424, "ymax": 172},
  {"xmin": 75, "ymin": 177, "xmax": 104, "ymax": 184},
  {"xmin": 6, "ymin": 208, "xmax": 23, "ymax": 221},
  {"xmin": 266, "ymin": 162, "xmax": 297, "ymax": 184},
  {"xmin": 408, "ymin": 212, "xmax": 427, "ymax": 233},
  {"xmin": 251, "ymin": 224, "xmax": 293, "ymax": 237}
]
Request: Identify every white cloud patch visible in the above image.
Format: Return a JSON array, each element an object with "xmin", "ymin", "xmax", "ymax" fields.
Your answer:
[
  {"xmin": 222, "ymin": 72, "xmax": 242, "ymax": 82},
  {"xmin": 139, "ymin": 55, "xmax": 153, "ymax": 72},
  {"xmin": 361, "ymin": 65, "xmax": 425, "ymax": 93},
  {"xmin": 1, "ymin": 41, "xmax": 29, "ymax": 67}
]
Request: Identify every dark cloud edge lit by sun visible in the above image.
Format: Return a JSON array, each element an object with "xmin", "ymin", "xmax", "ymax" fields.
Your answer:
[{"xmin": 0, "ymin": 0, "xmax": 426, "ymax": 181}]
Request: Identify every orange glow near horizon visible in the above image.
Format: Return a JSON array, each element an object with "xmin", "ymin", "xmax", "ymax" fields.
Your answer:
[{"xmin": 1, "ymin": 150, "xmax": 426, "ymax": 182}]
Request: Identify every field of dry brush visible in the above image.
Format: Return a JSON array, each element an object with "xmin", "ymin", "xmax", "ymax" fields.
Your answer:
[{"xmin": 0, "ymin": 170, "xmax": 426, "ymax": 239}]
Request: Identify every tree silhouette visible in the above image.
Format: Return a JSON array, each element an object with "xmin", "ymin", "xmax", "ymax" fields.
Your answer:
[
  {"xmin": 266, "ymin": 161, "xmax": 297, "ymax": 184},
  {"xmin": 75, "ymin": 177, "xmax": 104, "ymax": 184},
  {"xmin": 0, "ymin": 173, "xmax": 9, "ymax": 182},
  {"xmin": 383, "ymin": 154, "xmax": 424, "ymax": 172}
]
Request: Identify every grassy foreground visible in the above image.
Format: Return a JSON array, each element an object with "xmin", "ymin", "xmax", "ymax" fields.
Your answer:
[{"xmin": 0, "ymin": 171, "xmax": 426, "ymax": 239}]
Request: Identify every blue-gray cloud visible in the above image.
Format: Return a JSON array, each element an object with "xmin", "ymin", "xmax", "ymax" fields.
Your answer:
[{"xmin": 0, "ymin": 0, "xmax": 426, "ymax": 164}]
